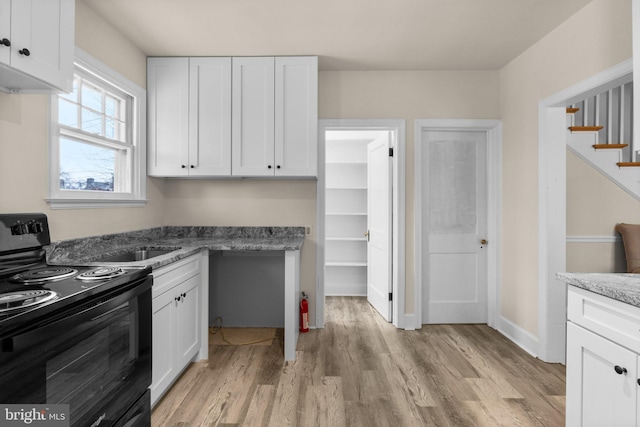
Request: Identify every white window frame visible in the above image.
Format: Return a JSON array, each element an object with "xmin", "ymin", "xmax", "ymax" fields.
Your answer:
[{"xmin": 47, "ymin": 47, "xmax": 147, "ymax": 209}]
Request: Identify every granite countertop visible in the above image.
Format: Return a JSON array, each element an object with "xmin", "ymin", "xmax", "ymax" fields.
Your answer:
[
  {"xmin": 557, "ymin": 272, "xmax": 640, "ymax": 308},
  {"xmin": 46, "ymin": 226, "xmax": 305, "ymax": 270}
]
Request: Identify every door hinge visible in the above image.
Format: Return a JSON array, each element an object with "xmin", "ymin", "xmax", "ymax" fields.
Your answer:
[
  {"xmin": 388, "ymin": 292, "xmax": 393, "ymax": 302},
  {"xmin": 389, "ymin": 147, "xmax": 394, "ymax": 157}
]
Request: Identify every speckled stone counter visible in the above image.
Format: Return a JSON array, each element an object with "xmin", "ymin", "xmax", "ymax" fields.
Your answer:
[
  {"xmin": 557, "ymin": 272, "xmax": 640, "ymax": 309},
  {"xmin": 46, "ymin": 226, "xmax": 305, "ymax": 269},
  {"xmin": 46, "ymin": 226, "xmax": 305, "ymax": 362}
]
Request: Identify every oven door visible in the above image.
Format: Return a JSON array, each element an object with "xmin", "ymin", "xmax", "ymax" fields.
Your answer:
[{"xmin": 0, "ymin": 276, "xmax": 152, "ymax": 427}]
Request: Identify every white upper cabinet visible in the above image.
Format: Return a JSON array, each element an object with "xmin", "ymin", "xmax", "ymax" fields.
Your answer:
[
  {"xmin": 232, "ymin": 56, "xmax": 318, "ymax": 177},
  {"xmin": 275, "ymin": 56, "xmax": 318, "ymax": 177},
  {"xmin": 232, "ymin": 57, "xmax": 276, "ymax": 176},
  {"xmin": 147, "ymin": 57, "xmax": 232, "ymax": 177},
  {"xmin": 148, "ymin": 55, "xmax": 317, "ymax": 178},
  {"xmin": 0, "ymin": 0, "xmax": 74, "ymax": 93}
]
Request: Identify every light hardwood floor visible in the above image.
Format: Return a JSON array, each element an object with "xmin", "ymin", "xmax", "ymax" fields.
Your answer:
[{"xmin": 151, "ymin": 297, "xmax": 566, "ymax": 426}]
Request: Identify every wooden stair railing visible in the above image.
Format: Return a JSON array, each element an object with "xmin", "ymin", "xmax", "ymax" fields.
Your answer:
[{"xmin": 567, "ymin": 107, "xmax": 639, "ymax": 167}]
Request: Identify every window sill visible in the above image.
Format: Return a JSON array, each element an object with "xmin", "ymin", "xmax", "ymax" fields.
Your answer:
[{"xmin": 46, "ymin": 198, "xmax": 148, "ymax": 209}]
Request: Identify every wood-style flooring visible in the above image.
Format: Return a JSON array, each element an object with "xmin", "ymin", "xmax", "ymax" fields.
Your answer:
[{"xmin": 151, "ymin": 296, "xmax": 566, "ymax": 426}]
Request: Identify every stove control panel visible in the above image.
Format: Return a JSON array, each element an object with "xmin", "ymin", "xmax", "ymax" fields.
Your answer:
[{"xmin": 0, "ymin": 213, "xmax": 51, "ymax": 251}]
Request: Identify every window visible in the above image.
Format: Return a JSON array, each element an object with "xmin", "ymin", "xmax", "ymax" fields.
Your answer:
[{"xmin": 48, "ymin": 48, "xmax": 146, "ymax": 208}]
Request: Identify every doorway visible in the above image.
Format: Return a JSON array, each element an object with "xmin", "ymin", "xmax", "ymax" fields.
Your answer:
[
  {"xmin": 414, "ymin": 119, "xmax": 501, "ymax": 328},
  {"xmin": 317, "ymin": 120, "xmax": 406, "ymax": 329}
]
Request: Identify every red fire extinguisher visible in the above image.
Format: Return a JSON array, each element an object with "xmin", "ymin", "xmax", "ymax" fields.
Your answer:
[{"xmin": 299, "ymin": 292, "xmax": 309, "ymax": 333}]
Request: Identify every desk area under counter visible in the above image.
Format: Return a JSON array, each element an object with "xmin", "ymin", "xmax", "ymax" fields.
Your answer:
[{"xmin": 46, "ymin": 226, "xmax": 305, "ymax": 406}]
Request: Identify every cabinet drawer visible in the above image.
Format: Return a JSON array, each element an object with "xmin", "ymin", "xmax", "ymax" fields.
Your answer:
[
  {"xmin": 152, "ymin": 253, "xmax": 201, "ymax": 298},
  {"xmin": 568, "ymin": 286, "xmax": 640, "ymax": 353}
]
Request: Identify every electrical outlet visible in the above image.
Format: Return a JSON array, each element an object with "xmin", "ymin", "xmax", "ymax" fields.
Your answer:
[{"xmin": 305, "ymin": 226, "xmax": 312, "ymax": 236}]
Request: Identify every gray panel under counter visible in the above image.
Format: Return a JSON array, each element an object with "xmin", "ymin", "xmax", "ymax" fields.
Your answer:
[{"xmin": 209, "ymin": 250, "xmax": 285, "ymax": 327}]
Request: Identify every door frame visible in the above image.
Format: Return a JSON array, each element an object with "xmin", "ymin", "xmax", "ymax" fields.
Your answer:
[
  {"xmin": 414, "ymin": 119, "xmax": 502, "ymax": 329},
  {"xmin": 317, "ymin": 119, "xmax": 406, "ymax": 329}
]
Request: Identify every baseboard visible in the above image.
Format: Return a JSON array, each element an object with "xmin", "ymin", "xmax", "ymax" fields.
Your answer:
[{"xmin": 496, "ymin": 315, "xmax": 539, "ymax": 358}]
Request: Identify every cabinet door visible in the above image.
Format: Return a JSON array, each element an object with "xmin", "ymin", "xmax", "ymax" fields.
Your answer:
[
  {"xmin": 566, "ymin": 322, "xmax": 638, "ymax": 426},
  {"xmin": 150, "ymin": 290, "xmax": 177, "ymax": 407},
  {"xmin": 10, "ymin": 0, "xmax": 74, "ymax": 92},
  {"xmin": 147, "ymin": 57, "xmax": 189, "ymax": 177},
  {"xmin": 0, "ymin": 2, "xmax": 10, "ymax": 66},
  {"xmin": 189, "ymin": 57, "xmax": 232, "ymax": 176},
  {"xmin": 232, "ymin": 57, "xmax": 275, "ymax": 176},
  {"xmin": 275, "ymin": 56, "xmax": 318, "ymax": 177},
  {"xmin": 175, "ymin": 274, "xmax": 201, "ymax": 369}
]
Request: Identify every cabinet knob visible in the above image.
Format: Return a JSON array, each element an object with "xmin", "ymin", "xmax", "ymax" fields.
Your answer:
[
  {"xmin": 175, "ymin": 296, "xmax": 181, "ymax": 302},
  {"xmin": 18, "ymin": 48, "xmax": 30, "ymax": 56},
  {"xmin": 277, "ymin": 165, "xmax": 281, "ymax": 169},
  {"xmin": 267, "ymin": 165, "xmax": 272, "ymax": 169},
  {"xmin": 181, "ymin": 165, "xmax": 186, "ymax": 169},
  {"xmin": 1, "ymin": 38, "xmax": 10, "ymax": 47},
  {"xmin": 190, "ymin": 165, "xmax": 194, "ymax": 169},
  {"xmin": 182, "ymin": 292, "xmax": 186, "ymax": 298},
  {"xmin": 614, "ymin": 365, "xmax": 628, "ymax": 375}
]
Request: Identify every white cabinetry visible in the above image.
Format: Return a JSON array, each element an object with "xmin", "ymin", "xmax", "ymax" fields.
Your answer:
[
  {"xmin": 0, "ymin": 0, "xmax": 74, "ymax": 93},
  {"xmin": 324, "ymin": 138, "xmax": 368, "ymax": 295},
  {"xmin": 232, "ymin": 56, "xmax": 318, "ymax": 177},
  {"xmin": 147, "ymin": 57, "xmax": 232, "ymax": 177},
  {"xmin": 150, "ymin": 254, "xmax": 202, "ymax": 407},
  {"xmin": 566, "ymin": 286, "xmax": 640, "ymax": 426}
]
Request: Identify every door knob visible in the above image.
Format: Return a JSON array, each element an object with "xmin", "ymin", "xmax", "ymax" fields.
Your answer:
[{"xmin": 480, "ymin": 239, "xmax": 488, "ymax": 245}]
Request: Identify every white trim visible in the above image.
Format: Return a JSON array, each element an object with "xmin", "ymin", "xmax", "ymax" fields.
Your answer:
[
  {"xmin": 497, "ymin": 315, "xmax": 539, "ymax": 358},
  {"xmin": 414, "ymin": 119, "xmax": 502, "ymax": 330},
  {"xmin": 566, "ymin": 235, "xmax": 622, "ymax": 243},
  {"xmin": 317, "ymin": 119, "xmax": 406, "ymax": 329},
  {"xmin": 538, "ymin": 59, "xmax": 633, "ymax": 363},
  {"xmin": 47, "ymin": 47, "xmax": 147, "ymax": 208}
]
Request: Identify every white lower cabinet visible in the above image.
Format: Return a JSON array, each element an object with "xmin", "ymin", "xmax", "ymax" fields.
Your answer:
[
  {"xmin": 150, "ymin": 254, "xmax": 201, "ymax": 407},
  {"xmin": 566, "ymin": 286, "xmax": 640, "ymax": 426}
]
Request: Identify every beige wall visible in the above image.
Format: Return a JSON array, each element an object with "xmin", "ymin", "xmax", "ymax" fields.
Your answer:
[
  {"xmin": 0, "ymin": 1, "xmax": 163, "ymax": 242},
  {"xmin": 500, "ymin": 0, "xmax": 633, "ymax": 335},
  {"xmin": 319, "ymin": 70, "xmax": 500, "ymax": 317}
]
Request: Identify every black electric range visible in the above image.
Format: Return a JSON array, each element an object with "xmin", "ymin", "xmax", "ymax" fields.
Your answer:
[{"xmin": 0, "ymin": 213, "xmax": 151, "ymax": 335}]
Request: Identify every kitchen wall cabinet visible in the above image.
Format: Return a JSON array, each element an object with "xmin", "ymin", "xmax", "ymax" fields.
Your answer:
[
  {"xmin": 0, "ymin": 0, "xmax": 74, "ymax": 93},
  {"xmin": 150, "ymin": 254, "xmax": 202, "ymax": 407},
  {"xmin": 232, "ymin": 56, "xmax": 318, "ymax": 177},
  {"xmin": 566, "ymin": 286, "xmax": 640, "ymax": 426},
  {"xmin": 147, "ymin": 57, "xmax": 232, "ymax": 177}
]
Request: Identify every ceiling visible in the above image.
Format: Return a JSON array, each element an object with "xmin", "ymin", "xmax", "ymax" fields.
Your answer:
[{"xmin": 80, "ymin": 0, "xmax": 595, "ymax": 71}]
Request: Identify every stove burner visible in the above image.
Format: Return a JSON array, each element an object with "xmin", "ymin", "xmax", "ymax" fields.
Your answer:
[
  {"xmin": 0, "ymin": 289, "xmax": 58, "ymax": 312},
  {"xmin": 11, "ymin": 267, "xmax": 78, "ymax": 284},
  {"xmin": 77, "ymin": 266, "xmax": 125, "ymax": 281}
]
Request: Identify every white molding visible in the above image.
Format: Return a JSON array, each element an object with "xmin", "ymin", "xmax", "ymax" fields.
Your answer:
[
  {"xmin": 538, "ymin": 59, "xmax": 632, "ymax": 364},
  {"xmin": 566, "ymin": 235, "xmax": 622, "ymax": 243},
  {"xmin": 497, "ymin": 315, "xmax": 539, "ymax": 358},
  {"xmin": 414, "ymin": 119, "xmax": 502, "ymax": 330},
  {"xmin": 317, "ymin": 119, "xmax": 406, "ymax": 329}
]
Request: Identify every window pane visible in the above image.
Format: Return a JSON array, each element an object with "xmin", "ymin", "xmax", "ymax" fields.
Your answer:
[
  {"xmin": 82, "ymin": 108, "xmax": 102, "ymax": 135},
  {"xmin": 58, "ymin": 99, "xmax": 78, "ymax": 128},
  {"xmin": 82, "ymin": 83, "xmax": 102, "ymax": 112},
  {"xmin": 59, "ymin": 138, "xmax": 115, "ymax": 192},
  {"xmin": 60, "ymin": 77, "xmax": 79, "ymax": 102},
  {"xmin": 105, "ymin": 96, "xmax": 117, "ymax": 118}
]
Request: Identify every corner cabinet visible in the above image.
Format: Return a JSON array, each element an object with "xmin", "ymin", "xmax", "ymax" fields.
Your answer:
[
  {"xmin": 566, "ymin": 286, "xmax": 640, "ymax": 426},
  {"xmin": 147, "ymin": 55, "xmax": 317, "ymax": 178},
  {"xmin": 0, "ymin": 0, "xmax": 74, "ymax": 93},
  {"xmin": 232, "ymin": 56, "xmax": 318, "ymax": 177},
  {"xmin": 150, "ymin": 254, "xmax": 202, "ymax": 407},
  {"xmin": 147, "ymin": 57, "xmax": 232, "ymax": 177}
]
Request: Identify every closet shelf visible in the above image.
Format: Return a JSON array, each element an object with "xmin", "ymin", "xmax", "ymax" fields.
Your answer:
[{"xmin": 325, "ymin": 261, "xmax": 368, "ymax": 267}]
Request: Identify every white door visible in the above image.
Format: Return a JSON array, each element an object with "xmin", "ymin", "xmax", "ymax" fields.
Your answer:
[
  {"xmin": 367, "ymin": 134, "xmax": 392, "ymax": 321},
  {"xmin": 422, "ymin": 130, "xmax": 487, "ymax": 323}
]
